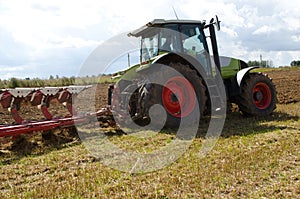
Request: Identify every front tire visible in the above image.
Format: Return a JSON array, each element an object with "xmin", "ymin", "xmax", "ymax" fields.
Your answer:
[{"xmin": 237, "ymin": 73, "xmax": 276, "ymax": 116}]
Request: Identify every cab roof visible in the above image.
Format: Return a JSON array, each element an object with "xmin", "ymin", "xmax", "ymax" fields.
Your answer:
[{"xmin": 128, "ymin": 19, "xmax": 204, "ymax": 37}]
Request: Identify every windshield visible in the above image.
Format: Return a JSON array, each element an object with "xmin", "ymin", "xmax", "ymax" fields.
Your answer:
[
  {"xmin": 181, "ymin": 25, "xmax": 211, "ymax": 75},
  {"xmin": 181, "ymin": 25, "xmax": 206, "ymax": 55},
  {"xmin": 141, "ymin": 34, "xmax": 158, "ymax": 62},
  {"xmin": 139, "ymin": 25, "xmax": 209, "ymax": 68}
]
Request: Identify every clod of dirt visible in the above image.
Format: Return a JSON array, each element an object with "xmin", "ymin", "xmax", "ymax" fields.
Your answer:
[
  {"xmin": 10, "ymin": 134, "xmax": 38, "ymax": 154},
  {"xmin": 42, "ymin": 128, "xmax": 79, "ymax": 147}
]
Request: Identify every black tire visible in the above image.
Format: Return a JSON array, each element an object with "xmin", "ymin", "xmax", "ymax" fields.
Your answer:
[
  {"xmin": 151, "ymin": 63, "xmax": 207, "ymax": 128},
  {"xmin": 237, "ymin": 73, "xmax": 277, "ymax": 116}
]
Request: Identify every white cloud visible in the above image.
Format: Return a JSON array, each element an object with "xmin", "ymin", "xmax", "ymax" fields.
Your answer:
[
  {"xmin": 222, "ymin": 26, "xmax": 238, "ymax": 38},
  {"xmin": 0, "ymin": 65, "xmax": 24, "ymax": 72},
  {"xmin": 0, "ymin": 64, "xmax": 29, "ymax": 79},
  {"xmin": 252, "ymin": 25, "xmax": 278, "ymax": 35},
  {"xmin": 292, "ymin": 35, "xmax": 300, "ymax": 42},
  {"xmin": 0, "ymin": 0, "xmax": 300, "ymax": 79}
]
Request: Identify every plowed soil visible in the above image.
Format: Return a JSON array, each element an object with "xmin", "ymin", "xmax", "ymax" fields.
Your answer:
[
  {"xmin": 0, "ymin": 68, "xmax": 299, "ymax": 152},
  {"xmin": 266, "ymin": 69, "xmax": 300, "ymax": 104}
]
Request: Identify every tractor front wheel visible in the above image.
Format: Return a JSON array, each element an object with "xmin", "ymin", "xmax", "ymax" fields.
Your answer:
[{"xmin": 237, "ymin": 73, "xmax": 276, "ymax": 116}]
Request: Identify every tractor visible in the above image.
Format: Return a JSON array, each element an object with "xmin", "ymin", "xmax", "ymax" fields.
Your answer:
[{"xmin": 109, "ymin": 16, "xmax": 277, "ymax": 128}]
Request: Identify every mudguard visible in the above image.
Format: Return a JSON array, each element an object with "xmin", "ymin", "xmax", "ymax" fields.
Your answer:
[
  {"xmin": 135, "ymin": 53, "xmax": 170, "ymax": 73},
  {"xmin": 236, "ymin": 66, "xmax": 259, "ymax": 87},
  {"xmin": 227, "ymin": 66, "xmax": 259, "ymax": 98},
  {"xmin": 136, "ymin": 52, "xmax": 211, "ymax": 80}
]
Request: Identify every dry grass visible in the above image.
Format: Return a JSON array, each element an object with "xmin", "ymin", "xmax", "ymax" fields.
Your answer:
[{"xmin": 0, "ymin": 102, "xmax": 299, "ymax": 198}]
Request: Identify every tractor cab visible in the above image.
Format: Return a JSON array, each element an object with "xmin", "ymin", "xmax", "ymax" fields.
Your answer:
[{"xmin": 128, "ymin": 17, "xmax": 221, "ymax": 75}]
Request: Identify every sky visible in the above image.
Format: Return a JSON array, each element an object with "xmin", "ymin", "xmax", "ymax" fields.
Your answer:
[{"xmin": 0, "ymin": 0, "xmax": 300, "ymax": 79}]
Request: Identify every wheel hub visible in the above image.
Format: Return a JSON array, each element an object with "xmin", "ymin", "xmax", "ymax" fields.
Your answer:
[
  {"xmin": 254, "ymin": 91, "xmax": 263, "ymax": 101},
  {"xmin": 252, "ymin": 82, "xmax": 272, "ymax": 109},
  {"xmin": 162, "ymin": 76, "xmax": 196, "ymax": 118},
  {"xmin": 171, "ymin": 93, "xmax": 178, "ymax": 103}
]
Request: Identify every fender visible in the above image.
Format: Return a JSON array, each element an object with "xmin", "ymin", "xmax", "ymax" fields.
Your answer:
[
  {"xmin": 137, "ymin": 52, "xmax": 210, "ymax": 80},
  {"xmin": 152, "ymin": 53, "xmax": 172, "ymax": 64},
  {"xmin": 135, "ymin": 53, "xmax": 172, "ymax": 73},
  {"xmin": 236, "ymin": 66, "xmax": 258, "ymax": 87},
  {"xmin": 227, "ymin": 66, "xmax": 259, "ymax": 98}
]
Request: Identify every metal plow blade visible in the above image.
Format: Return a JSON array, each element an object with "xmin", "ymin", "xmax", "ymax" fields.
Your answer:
[{"xmin": 0, "ymin": 85, "xmax": 98, "ymax": 137}]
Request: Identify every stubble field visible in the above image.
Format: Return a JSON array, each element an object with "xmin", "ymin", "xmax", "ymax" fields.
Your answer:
[{"xmin": 0, "ymin": 67, "xmax": 299, "ymax": 198}]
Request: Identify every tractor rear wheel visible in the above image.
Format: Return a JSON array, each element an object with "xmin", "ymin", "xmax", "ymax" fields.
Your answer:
[
  {"xmin": 237, "ymin": 73, "xmax": 276, "ymax": 116},
  {"xmin": 152, "ymin": 63, "xmax": 207, "ymax": 128}
]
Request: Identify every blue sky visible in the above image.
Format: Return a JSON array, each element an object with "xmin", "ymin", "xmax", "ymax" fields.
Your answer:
[{"xmin": 0, "ymin": 0, "xmax": 300, "ymax": 79}]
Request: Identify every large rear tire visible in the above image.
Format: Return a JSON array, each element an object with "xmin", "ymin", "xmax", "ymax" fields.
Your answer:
[
  {"xmin": 152, "ymin": 63, "xmax": 207, "ymax": 128},
  {"xmin": 237, "ymin": 73, "xmax": 276, "ymax": 116}
]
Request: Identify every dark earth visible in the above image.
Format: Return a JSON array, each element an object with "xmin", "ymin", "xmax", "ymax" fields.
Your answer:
[{"xmin": 0, "ymin": 68, "xmax": 299, "ymax": 152}]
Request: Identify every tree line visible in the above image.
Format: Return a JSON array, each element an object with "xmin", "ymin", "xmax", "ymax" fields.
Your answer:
[
  {"xmin": 0, "ymin": 75, "xmax": 113, "ymax": 89},
  {"xmin": 248, "ymin": 59, "xmax": 300, "ymax": 67},
  {"xmin": 247, "ymin": 60, "xmax": 273, "ymax": 68},
  {"xmin": 290, "ymin": 60, "xmax": 300, "ymax": 67}
]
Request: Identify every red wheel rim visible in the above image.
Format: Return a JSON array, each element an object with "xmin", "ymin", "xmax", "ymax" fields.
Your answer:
[
  {"xmin": 252, "ymin": 82, "xmax": 272, "ymax": 109},
  {"xmin": 162, "ymin": 76, "xmax": 196, "ymax": 118}
]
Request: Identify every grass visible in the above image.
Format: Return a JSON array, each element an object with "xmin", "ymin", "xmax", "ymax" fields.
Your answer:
[
  {"xmin": 0, "ymin": 102, "xmax": 299, "ymax": 198},
  {"xmin": 252, "ymin": 66, "xmax": 300, "ymax": 73},
  {"xmin": 0, "ymin": 75, "xmax": 114, "ymax": 89}
]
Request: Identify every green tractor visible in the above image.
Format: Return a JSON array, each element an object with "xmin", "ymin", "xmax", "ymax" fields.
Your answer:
[{"xmin": 109, "ymin": 16, "xmax": 277, "ymax": 128}]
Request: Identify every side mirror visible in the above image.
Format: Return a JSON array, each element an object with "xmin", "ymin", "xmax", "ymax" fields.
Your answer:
[{"xmin": 215, "ymin": 15, "xmax": 221, "ymax": 31}]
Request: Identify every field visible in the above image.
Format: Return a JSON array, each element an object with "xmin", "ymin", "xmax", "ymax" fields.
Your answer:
[{"xmin": 0, "ymin": 67, "xmax": 299, "ymax": 198}]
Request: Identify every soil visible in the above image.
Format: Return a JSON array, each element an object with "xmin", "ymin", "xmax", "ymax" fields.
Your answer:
[
  {"xmin": 0, "ymin": 68, "xmax": 299, "ymax": 152},
  {"xmin": 2, "ymin": 69, "xmax": 299, "ymax": 125},
  {"xmin": 266, "ymin": 69, "xmax": 300, "ymax": 104}
]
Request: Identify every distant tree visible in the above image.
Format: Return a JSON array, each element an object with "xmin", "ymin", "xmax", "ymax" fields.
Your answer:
[
  {"xmin": 49, "ymin": 75, "xmax": 54, "ymax": 80},
  {"xmin": 248, "ymin": 60, "xmax": 260, "ymax": 67},
  {"xmin": 248, "ymin": 60, "xmax": 273, "ymax": 68},
  {"xmin": 60, "ymin": 76, "xmax": 71, "ymax": 86},
  {"xmin": 9, "ymin": 77, "xmax": 21, "ymax": 88},
  {"xmin": 291, "ymin": 60, "xmax": 300, "ymax": 67},
  {"xmin": 69, "ymin": 76, "xmax": 75, "ymax": 85},
  {"xmin": 0, "ymin": 79, "xmax": 4, "ymax": 89},
  {"xmin": 268, "ymin": 60, "xmax": 274, "ymax": 68}
]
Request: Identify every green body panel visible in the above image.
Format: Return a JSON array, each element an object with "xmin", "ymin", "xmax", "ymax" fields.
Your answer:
[
  {"xmin": 118, "ymin": 64, "xmax": 140, "ymax": 81},
  {"xmin": 220, "ymin": 56, "xmax": 241, "ymax": 79},
  {"xmin": 115, "ymin": 55, "xmax": 162, "ymax": 81},
  {"xmin": 114, "ymin": 54, "xmax": 242, "ymax": 82}
]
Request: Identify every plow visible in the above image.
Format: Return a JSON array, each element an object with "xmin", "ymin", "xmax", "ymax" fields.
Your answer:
[{"xmin": 0, "ymin": 86, "xmax": 113, "ymax": 138}]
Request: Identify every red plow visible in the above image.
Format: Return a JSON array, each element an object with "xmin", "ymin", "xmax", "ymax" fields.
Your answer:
[{"xmin": 0, "ymin": 86, "xmax": 112, "ymax": 138}]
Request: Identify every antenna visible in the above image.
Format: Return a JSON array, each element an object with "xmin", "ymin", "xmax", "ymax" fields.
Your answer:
[{"xmin": 172, "ymin": 6, "xmax": 179, "ymax": 20}]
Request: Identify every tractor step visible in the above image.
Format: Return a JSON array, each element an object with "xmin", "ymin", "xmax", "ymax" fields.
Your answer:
[{"xmin": 205, "ymin": 78, "xmax": 226, "ymax": 112}]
